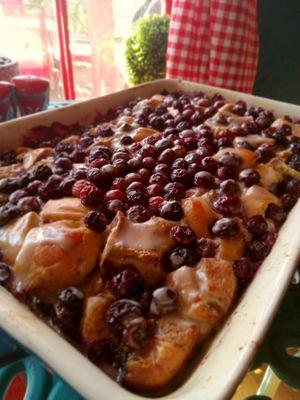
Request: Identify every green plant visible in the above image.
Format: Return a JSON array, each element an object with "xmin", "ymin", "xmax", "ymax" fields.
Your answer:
[{"xmin": 125, "ymin": 14, "xmax": 170, "ymax": 85}]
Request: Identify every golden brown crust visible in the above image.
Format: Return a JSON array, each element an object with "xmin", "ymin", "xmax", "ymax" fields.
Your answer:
[
  {"xmin": 14, "ymin": 220, "xmax": 103, "ymax": 291},
  {"xmin": 124, "ymin": 316, "xmax": 200, "ymax": 391},
  {"xmin": 81, "ymin": 291, "xmax": 115, "ymax": 344},
  {"xmin": 167, "ymin": 258, "xmax": 236, "ymax": 327},
  {"xmin": 101, "ymin": 213, "xmax": 175, "ymax": 285},
  {"xmin": 241, "ymin": 185, "xmax": 281, "ymax": 216},
  {"xmin": 0, "ymin": 212, "xmax": 41, "ymax": 265},
  {"xmin": 41, "ymin": 197, "xmax": 91, "ymax": 222},
  {"xmin": 182, "ymin": 195, "xmax": 220, "ymax": 238}
]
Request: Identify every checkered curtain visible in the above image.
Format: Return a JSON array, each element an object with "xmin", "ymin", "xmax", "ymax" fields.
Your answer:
[{"xmin": 166, "ymin": 0, "xmax": 259, "ymax": 93}]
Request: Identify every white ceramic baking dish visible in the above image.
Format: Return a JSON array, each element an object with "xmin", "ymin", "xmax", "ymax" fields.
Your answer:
[{"xmin": 0, "ymin": 79, "xmax": 299, "ymax": 400}]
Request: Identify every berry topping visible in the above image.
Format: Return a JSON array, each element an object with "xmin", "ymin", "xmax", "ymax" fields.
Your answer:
[
  {"xmin": 170, "ymin": 224, "xmax": 196, "ymax": 245},
  {"xmin": 211, "ymin": 218, "xmax": 240, "ymax": 237},
  {"xmin": 84, "ymin": 211, "xmax": 107, "ymax": 232}
]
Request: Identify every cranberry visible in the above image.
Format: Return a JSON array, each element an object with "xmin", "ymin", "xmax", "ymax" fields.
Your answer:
[
  {"xmin": 40, "ymin": 175, "xmax": 63, "ymax": 200},
  {"xmin": 281, "ymin": 193, "xmax": 297, "ymax": 209},
  {"xmin": 214, "ymin": 100, "xmax": 225, "ymax": 109},
  {"xmin": 168, "ymin": 246, "xmax": 197, "ymax": 270},
  {"xmin": 142, "ymin": 157, "xmax": 156, "ymax": 171},
  {"xmin": 170, "ymin": 224, "xmax": 196, "ymax": 245},
  {"xmin": 72, "ymin": 166, "xmax": 88, "ymax": 180},
  {"xmin": 100, "ymin": 164, "xmax": 117, "ymax": 180},
  {"xmin": 139, "ymin": 144, "xmax": 157, "ymax": 159},
  {"xmin": 31, "ymin": 164, "xmax": 52, "ymax": 181},
  {"xmin": 111, "ymin": 151, "xmax": 130, "ymax": 162},
  {"xmin": 176, "ymin": 120, "xmax": 192, "ymax": 131},
  {"xmin": 239, "ymin": 168, "xmax": 260, "ymax": 187},
  {"xmin": 196, "ymin": 127, "xmax": 214, "ymax": 141},
  {"xmin": 172, "ymin": 158, "xmax": 188, "ymax": 169},
  {"xmin": 9, "ymin": 190, "xmax": 27, "ymax": 204},
  {"xmin": 153, "ymin": 163, "xmax": 169, "ymax": 175},
  {"xmin": 245, "ymin": 215, "xmax": 268, "ymax": 235},
  {"xmin": 179, "ymin": 129, "xmax": 194, "ymax": 139},
  {"xmin": 138, "ymin": 168, "xmax": 151, "ymax": 183},
  {"xmin": 194, "ymin": 171, "xmax": 215, "ymax": 188},
  {"xmin": 197, "ymin": 145, "xmax": 214, "ymax": 158},
  {"xmin": 232, "ymin": 103, "xmax": 246, "ymax": 116},
  {"xmin": 219, "ymin": 179, "xmax": 240, "ymax": 195},
  {"xmin": 212, "ymin": 194, "xmax": 241, "ymax": 216},
  {"xmin": 87, "ymin": 168, "xmax": 109, "ymax": 189},
  {"xmin": 120, "ymin": 135, "xmax": 134, "ymax": 145},
  {"xmin": 211, "ymin": 217, "xmax": 240, "ymax": 237},
  {"xmin": 80, "ymin": 135, "xmax": 93, "ymax": 148},
  {"xmin": 27, "ymin": 180, "xmax": 42, "ymax": 195},
  {"xmin": 111, "ymin": 177, "xmax": 128, "ymax": 191},
  {"xmin": 149, "ymin": 196, "xmax": 164, "ymax": 214},
  {"xmin": 217, "ymin": 166, "xmax": 236, "ymax": 180},
  {"xmin": 170, "ymin": 168, "xmax": 191, "ymax": 187},
  {"xmin": 106, "ymin": 299, "xmax": 142, "ymax": 335},
  {"xmin": 97, "ymin": 126, "xmax": 114, "ymax": 137},
  {"xmin": 80, "ymin": 184, "xmax": 103, "ymax": 207},
  {"xmin": 256, "ymin": 143, "xmax": 275, "ymax": 163},
  {"xmin": 233, "ymin": 258, "xmax": 255, "ymax": 289},
  {"xmin": 88, "ymin": 146, "xmax": 112, "ymax": 162},
  {"xmin": 164, "ymin": 182, "xmax": 185, "ymax": 201},
  {"xmin": 59, "ymin": 177, "xmax": 76, "ymax": 196},
  {"xmin": 106, "ymin": 199, "xmax": 127, "ymax": 218},
  {"xmin": 148, "ymin": 172, "xmax": 167, "ymax": 186},
  {"xmin": 203, "ymin": 106, "xmax": 217, "ymax": 119},
  {"xmin": 155, "ymin": 138, "xmax": 172, "ymax": 151},
  {"xmin": 158, "ymin": 148, "xmax": 176, "ymax": 164},
  {"xmin": 125, "ymin": 172, "xmax": 142, "ymax": 184},
  {"xmin": 149, "ymin": 116, "xmax": 164, "ymax": 131},
  {"xmin": 184, "ymin": 152, "xmax": 202, "ymax": 165},
  {"xmin": 289, "ymin": 153, "xmax": 300, "ymax": 172},
  {"xmin": 241, "ymin": 121, "xmax": 258, "ymax": 135},
  {"xmin": 126, "ymin": 189, "xmax": 148, "ymax": 206},
  {"xmin": 147, "ymin": 183, "xmax": 163, "ymax": 197},
  {"xmin": 247, "ymin": 239, "xmax": 271, "ymax": 262},
  {"xmin": 127, "ymin": 205, "xmax": 150, "ymax": 223},
  {"xmin": 173, "ymin": 145, "xmax": 187, "ymax": 158},
  {"xmin": 150, "ymin": 287, "xmax": 178, "ymax": 315},
  {"xmin": 286, "ymin": 179, "xmax": 300, "ymax": 197},
  {"xmin": 84, "ymin": 210, "xmax": 107, "ymax": 231},
  {"xmin": 105, "ymin": 189, "xmax": 126, "ymax": 202},
  {"xmin": 72, "ymin": 179, "xmax": 87, "ymax": 197},
  {"xmin": 197, "ymin": 97, "xmax": 211, "ymax": 107},
  {"xmin": 255, "ymin": 115, "xmax": 272, "ymax": 129},
  {"xmin": 219, "ymin": 152, "xmax": 242, "ymax": 167},
  {"xmin": 53, "ymin": 287, "xmax": 84, "ymax": 333},
  {"xmin": 109, "ymin": 269, "xmax": 144, "ymax": 298},
  {"xmin": 54, "ymin": 157, "xmax": 73, "ymax": 171},
  {"xmin": 126, "ymin": 181, "xmax": 144, "ymax": 192},
  {"xmin": 197, "ymin": 238, "xmax": 216, "ymax": 257},
  {"xmin": 265, "ymin": 203, "xmax": 287, "ymax": 224},
  {"xmin": 201, "ymin": 156, "xmax": 218, "ymax": 173},
  {"xmin": 0, "ymin": 262, "xmax": 11, "ymax": 284},
  {"xmin": 55, "ymin": 141, "xmax": 74, "ymax": 155},
  {"xmin": 159, "ymin": 200, "xmax": 183, "ymax": 221}
]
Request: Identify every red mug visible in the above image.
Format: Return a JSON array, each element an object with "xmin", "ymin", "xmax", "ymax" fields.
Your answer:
[
  {"xmin": 12, "ymin": 75, "xmax": 49, "ymax": 116},
  {"xmin": 0, "ymin": 81, "xmax": 17, "ymax": 122}
]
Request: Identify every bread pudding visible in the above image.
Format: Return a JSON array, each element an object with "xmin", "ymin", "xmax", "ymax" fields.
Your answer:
[{"xmin": 0, "ymin": 90, "xmax": 299, "ymax": 392}]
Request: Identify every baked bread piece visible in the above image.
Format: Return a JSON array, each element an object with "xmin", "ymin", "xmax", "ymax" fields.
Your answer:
[
  {"xmin": 101, "ymin": 212, "xmax": 175, "ymax": 285},
  {"xmin": 14, "ymin": 220, "xmax": 103, "ymax": 291},
  {"xmin": 0, "ymin": 89, "xmax": 298, "ymax": 394}
]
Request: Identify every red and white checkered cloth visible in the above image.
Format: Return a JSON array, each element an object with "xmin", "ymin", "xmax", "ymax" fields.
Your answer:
[{"xmin": 166, "ymin": 0, "xmax": 259, "ymax": 93}]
